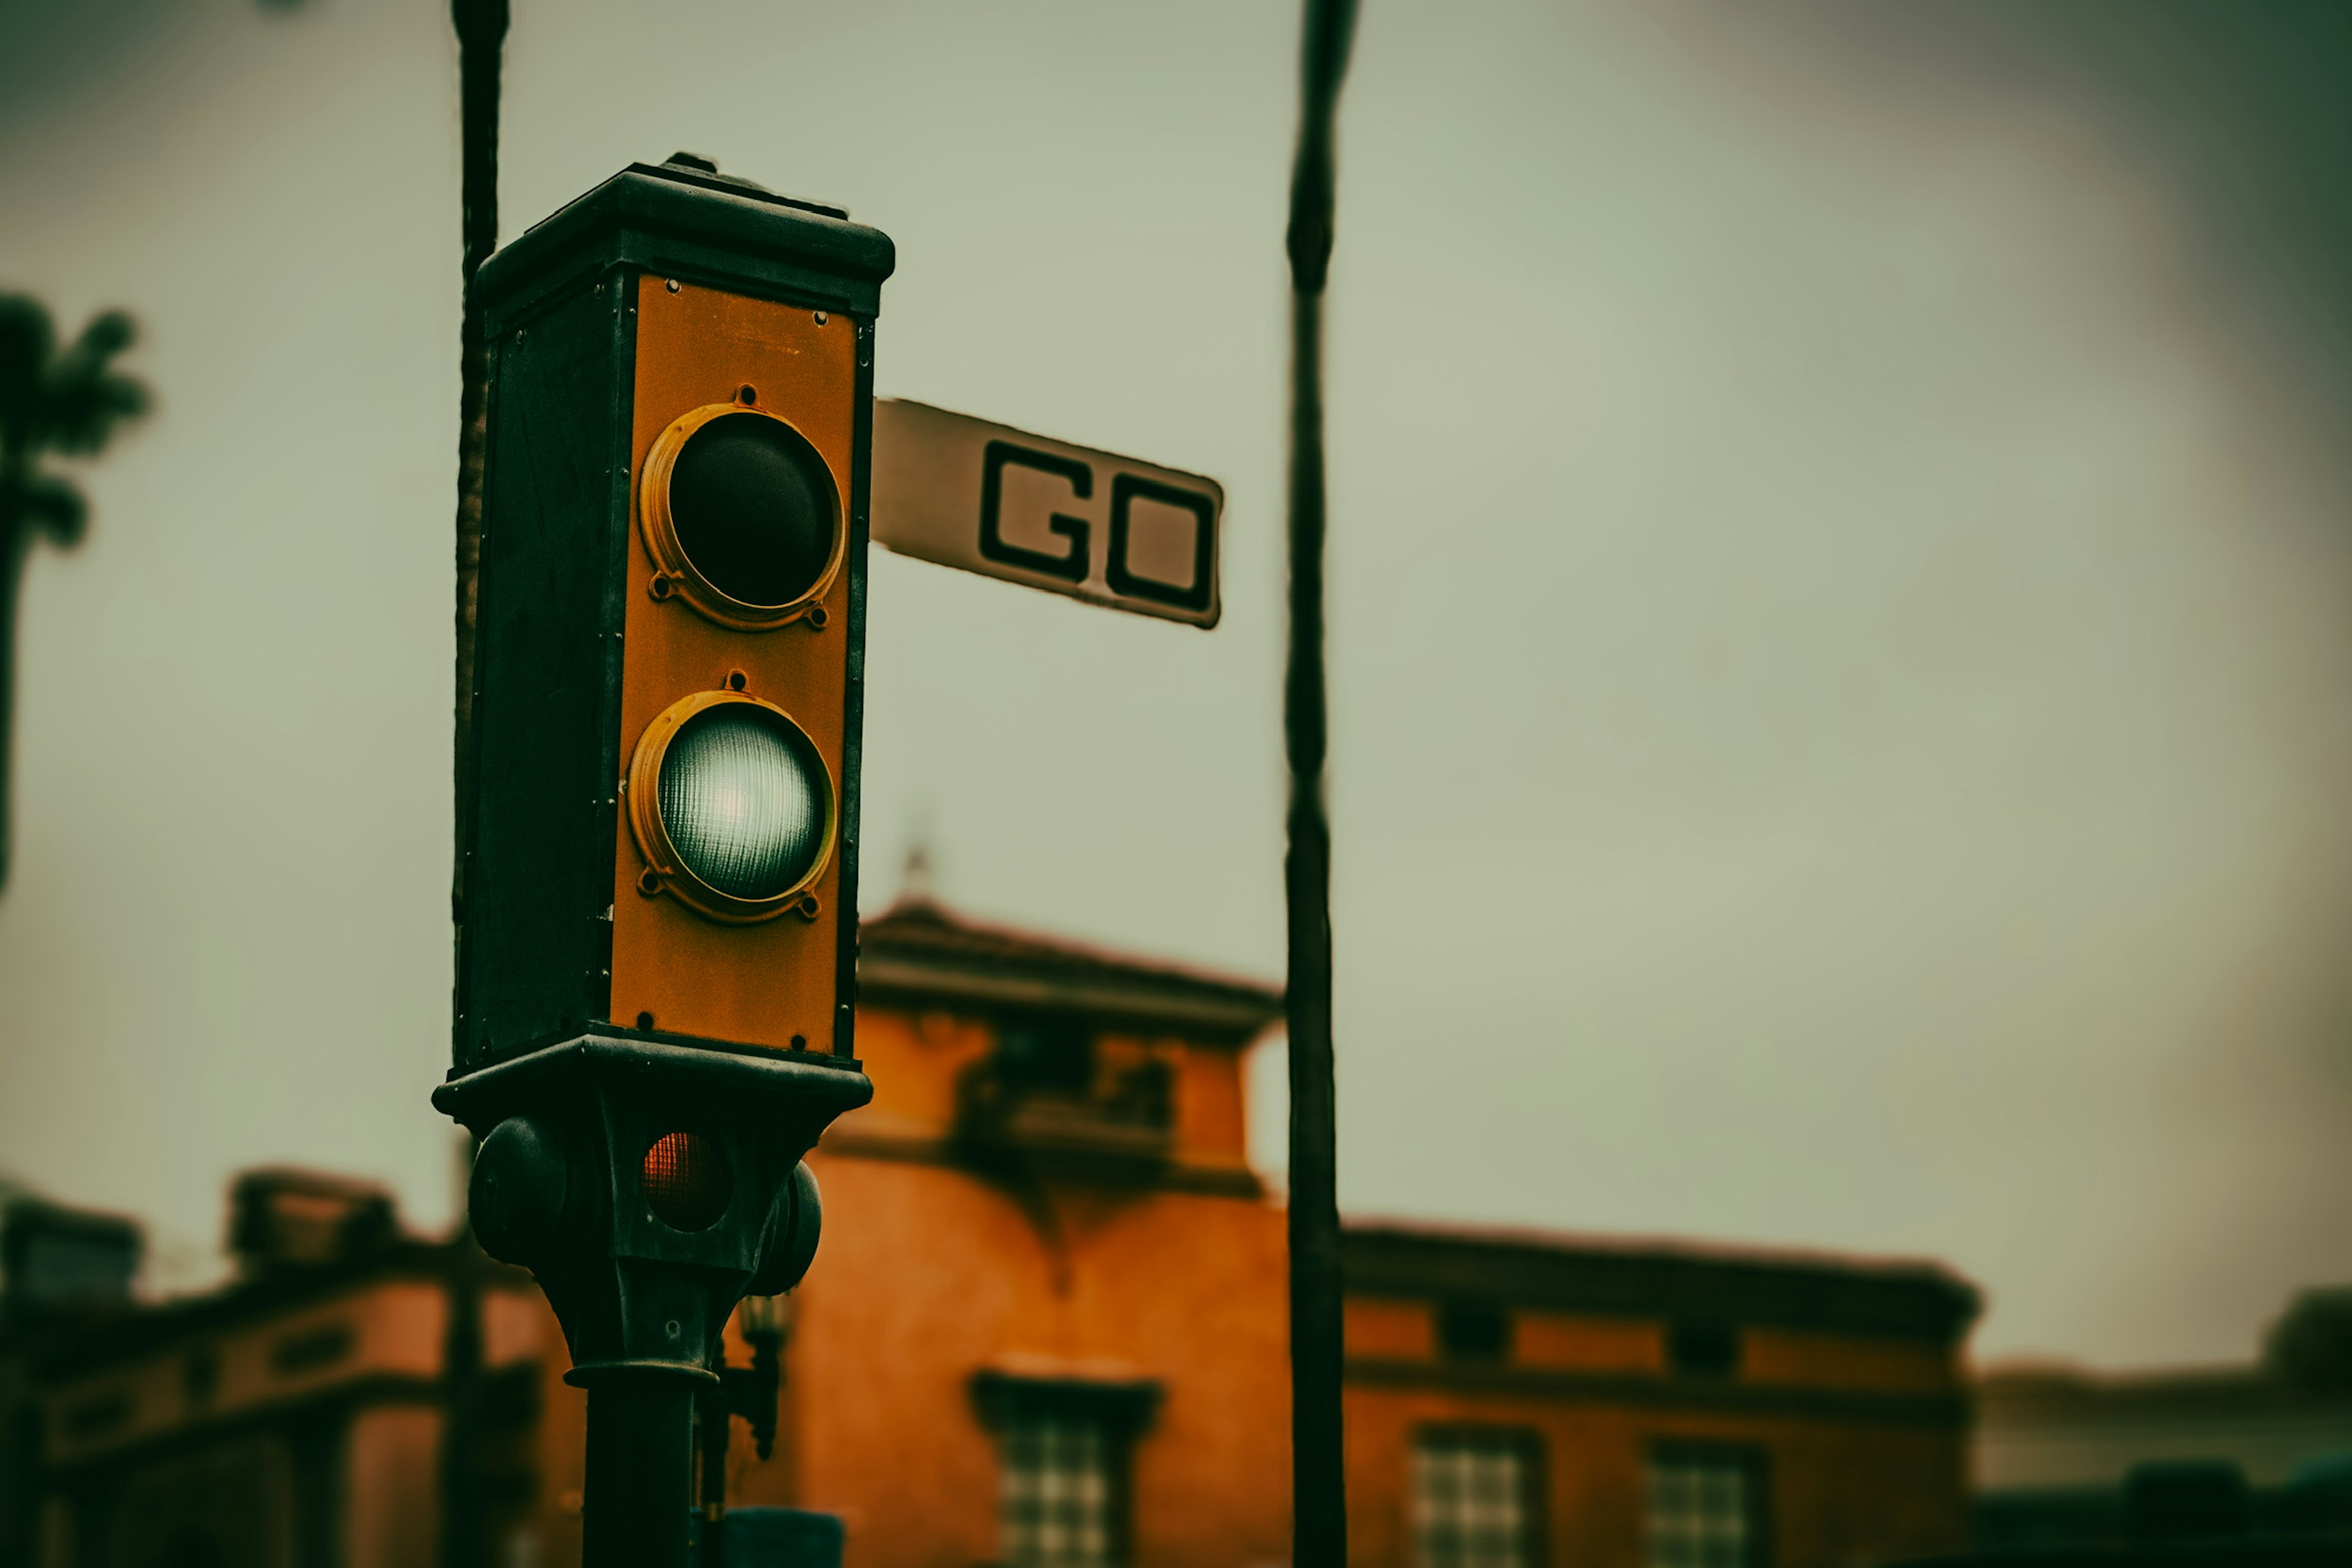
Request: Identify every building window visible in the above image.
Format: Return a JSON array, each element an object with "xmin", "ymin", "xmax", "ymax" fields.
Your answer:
[
  {"xmin": 1436, "ymin": 1298, "xmax": 1512, "ymax": 1362},
  {"xmin": 1646, "ymin": 1446, "xmax": 1765, "ymax": 1568},
  {"xmin": 972, "ymin": 1371, "xmax": 1159, "ymax": 1568},
  {"xmin": 1665, "ymin": 1319, "xmax": 1740, "ymax": 1379},
  {"xmin": 996, "ymin": 1014, "xmax": 1095, "ymax": 1091},
  {"xmin": 1412, "ymin": 1429, "xmax": 1540, "ymax": 1568},
  {"xmin": 1000, "ymin": 1412, "xmax": 1115, "ymax": 1568}
]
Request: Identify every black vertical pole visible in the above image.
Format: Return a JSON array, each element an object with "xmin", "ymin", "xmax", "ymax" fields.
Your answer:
[
  {"xmin": 582, "ymin": 1376, "xmax": 697, "ymax": 1568},
  {"xmin": 445, "ymin": 7, "xmax": 505, "ymax": 1568},
  {"xmin": 439, "ymin": 1242, "xmax": 484, "ymax": 1568},
  {"xmin": 1284, "ymin": 2, "xmax": 1356, "ymax": 1564},
  {"xmin": 696, "ymin": 1382, "xmax": 730, "ymax": 1568},
  {"xmin": 451, "ymin": 0, "xmax": 507, "ymax": 933}
]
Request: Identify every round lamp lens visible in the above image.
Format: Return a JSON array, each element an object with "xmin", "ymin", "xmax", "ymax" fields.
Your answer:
[
  {"xmin": 642, "ymin": 1131, "xmax": 730, "ymax": 1232},
  {"xmin": 668, "ymin": 413, "xmax": 835, "ymax": 608},
  {"xmin": 657, "ymin": 705, "xmax": 827, "ymax": 901}
]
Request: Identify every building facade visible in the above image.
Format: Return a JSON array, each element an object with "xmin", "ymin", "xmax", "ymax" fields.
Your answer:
[
  {"xmin": 1973, "ymin": 1290, "xmax": 2352, "ymax": 1550},
  {"xmin": 10, "ymin": 902, "xmax": 1981, "ymax": 1568},
  {"xmin": 1336, "ymin": 1226, "xmax": 1976, "ymax": 1568},
  {"xmin": 6, "ymin": 1171, "xmax": 546, "ymax": 1568}
]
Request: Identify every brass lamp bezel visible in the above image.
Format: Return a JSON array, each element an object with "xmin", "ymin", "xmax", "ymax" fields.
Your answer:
[
  {"xmin": 639, "ymin": 401, "xmax": 845, "ymax": 631},
  {"xmin": 625, "ymin": 688, "xmax": 837, "ymax": 925}
]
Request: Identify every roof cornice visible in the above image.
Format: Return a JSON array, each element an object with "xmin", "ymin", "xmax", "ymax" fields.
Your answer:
[
  {"xmin": 1343, "ymin": 1222, "xmax": 1981, "ymax": 1342},
  {"xmin": 857, "ymin": 903, "xmax": 1283, "ymax": 1042}
]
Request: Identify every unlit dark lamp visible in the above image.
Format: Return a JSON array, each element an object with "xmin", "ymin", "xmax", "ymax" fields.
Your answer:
[
  {"xmin": 641, "ymin": 401, "xmax": 843, "ymax": 630},
  {"xmin": 671, "ymin": 412, "xmax": 835, "ymax": 607}
]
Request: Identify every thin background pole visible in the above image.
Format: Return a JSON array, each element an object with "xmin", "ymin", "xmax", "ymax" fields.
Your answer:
[
  {"xmin": 1284, "ymin": 1, "xmax": 1357, "ymax": 1563},
  {"xmin": 444, "ymin": 6, "xmax": 505, "ymax": 1568},
  {"xmin": 451, "ymin": 0, "xmax": 507, "ymax": 928}
]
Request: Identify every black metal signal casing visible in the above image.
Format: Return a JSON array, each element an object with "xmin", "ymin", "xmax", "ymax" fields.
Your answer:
[
  {"xmin": 436, "ymin": 159, "xmax": 889, "ymax": 1425},
  {"xmin": 440, "ymin": 1037, "xmax": 847, "ymax": 1376}
]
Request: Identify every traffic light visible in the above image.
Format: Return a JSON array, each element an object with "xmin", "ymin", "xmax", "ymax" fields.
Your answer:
[
  {"xmin": 451, "ymin": 156, "xmax": 888, "ymax": 1066},
  {"xmin": 432, "ymin": 157, "xmax": 891, "ymax": 1563}
]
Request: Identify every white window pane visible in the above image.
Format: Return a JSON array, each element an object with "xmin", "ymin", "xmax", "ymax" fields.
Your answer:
[
  {"xmin": 1001, "ymin": 1414, "xmax": 1118, "ymax": 1568},
  {"xmin": 1412, "ymin": 1434, "xmax": 1536, "ymax": 1568},
  {"xmin": 1645, "ymin": 1453, "xmax": 1758, "ymax": 1568}
]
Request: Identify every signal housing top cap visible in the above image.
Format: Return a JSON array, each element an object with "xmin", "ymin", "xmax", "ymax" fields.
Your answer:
[{"xmin": 477, "ymin": 159, "xmax": 897, "ymax": 333}]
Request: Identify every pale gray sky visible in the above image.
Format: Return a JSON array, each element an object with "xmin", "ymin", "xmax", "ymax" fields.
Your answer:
[{"xmin": 4, "ymin": 0, "xmax": 2350, "ymax": 1368}]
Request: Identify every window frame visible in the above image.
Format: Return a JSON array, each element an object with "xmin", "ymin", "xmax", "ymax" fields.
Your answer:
[
  {"xmin": 1643, "ymin": 1439, "xmax": 1772, "ymax": 1568},
  {"xmin": 1409, "ymin": 1423, "xmax": 1548, "ymax": 1568},
  {"xmin": 971, "ymin": 1371, "xmax": 1160, "ymax": 1568}
]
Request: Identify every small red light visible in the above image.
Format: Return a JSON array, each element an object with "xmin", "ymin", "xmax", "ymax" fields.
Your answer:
[{"xmin": 641, "ymin": 1131, "xmax": 730, "ymax": 1232}]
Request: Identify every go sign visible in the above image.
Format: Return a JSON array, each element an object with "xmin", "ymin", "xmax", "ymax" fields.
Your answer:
[{"xmin": 870, "ymin": 399, "xmax": 1224, "ymax": 627}]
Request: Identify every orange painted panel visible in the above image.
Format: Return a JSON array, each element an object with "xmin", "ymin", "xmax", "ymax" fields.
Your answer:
[
  {"xmin": 1513, "ymin": 1309, "xmax": 1664, "ymax": 1373},
  {"xmin": 1169, "ymin": 1037, "xmax": 1251, "ymax": 1166},
  {"xmin": 609, "ymin": 276, "xmax": 860, "ymax": 1052},
  {"xmin": 1346, "ymin": 1298, "xmax": 1435, "ymax": 1360},
  {"xmin": 831, "ymin": 1009, "xmax": 990, "ymax": 1138},
  {"xmin": 1741, "ymin": 1325, "xmax": 1954, "ymax": 1392}
]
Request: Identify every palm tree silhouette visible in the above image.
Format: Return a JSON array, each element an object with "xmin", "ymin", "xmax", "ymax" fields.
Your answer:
[{"xmin": 0, "ymin": 295, "xmax": 149, "ymax": 892}]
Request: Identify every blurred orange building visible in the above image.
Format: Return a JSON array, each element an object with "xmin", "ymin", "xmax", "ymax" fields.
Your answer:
[{"xmin": 5, "ymin": 900, "xmax": 1980, "ymax": 1568}]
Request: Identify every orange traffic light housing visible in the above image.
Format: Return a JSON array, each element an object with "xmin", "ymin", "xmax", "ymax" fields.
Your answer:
[
  {"xmin": 612, "ymin": 281, "xmax": 858, "ymax": 1050},
  {"xmin": 451, "ymin": 159, "xmax": 891, "ymax": 1071}
]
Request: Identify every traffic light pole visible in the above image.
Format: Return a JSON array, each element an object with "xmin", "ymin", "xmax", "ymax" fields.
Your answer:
[
  {"xmin": 439, "ymin": 159, "xmax": 890, "ymax": 1568},
  {"xmin": 581, "ymin": 1373, "xmax": 697, "ymax": 1568},
  {"xmin": 1283, "ymin": 2, "xmax": 1356, "ymax": 1564}
]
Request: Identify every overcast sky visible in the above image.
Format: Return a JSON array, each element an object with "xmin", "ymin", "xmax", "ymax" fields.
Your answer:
[{"xmin": 4, "ymin": 0, "xmax": 2350, "ymax": 1368}]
